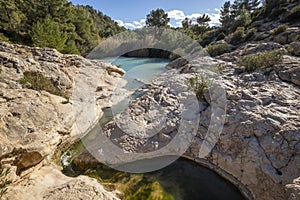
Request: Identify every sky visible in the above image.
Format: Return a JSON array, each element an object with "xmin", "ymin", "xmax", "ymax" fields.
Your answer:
[{"xmin": 70, "ymin": 0, "xmax": 228, "ymax": 29}]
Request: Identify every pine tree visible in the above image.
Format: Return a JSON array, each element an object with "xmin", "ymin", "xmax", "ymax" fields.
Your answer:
[
  {"xmin": 231, "ymin": 0, "xmax": 241, "ymax": 18},
  {"xmin": 191, "ymin": 14, "xmax": 211, "ymax": 35},
  {"xmin": 220, "ymin": 1, "xmax": 231, "ymax": 33},
  {"xmin": 196, "ymin": 14, "xmax": 211, "ymax": 25},
  {"xmin": 0, "ymin": 0, "xmax": 25, "ymax": 32},
  {"xmin": 241, "ymin": 0, "xmax": 251, "ymax": 10},
  {"xmin": 146, "ymin": 9, "xmax": 170, "ymax": 27},
  {"xmin": 71, "ymin": 6, "xmax": 100, "ymax": 55},
  {"xmin": 31, "ymin": 15, "xmax": 67, "ymax": 51},
  {"xmin": 182, "ymin": 17, "xmax": 192, "ymax": 29},
  {"xmin": 249, "ymin": 0, "xmax": 260, "ymax": 11},
  {"xmin": 233, "ymin": 6, "xmax": 252, "ymax": 30}
]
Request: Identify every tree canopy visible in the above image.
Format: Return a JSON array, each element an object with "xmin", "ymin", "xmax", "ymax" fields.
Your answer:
[
  {"xmin": 0, "ymin": 0, "xmax": 125, "ymax": 55},
  {"xmin": 146, "ymin": 9, "xmax": 170, "ymax": 27}
]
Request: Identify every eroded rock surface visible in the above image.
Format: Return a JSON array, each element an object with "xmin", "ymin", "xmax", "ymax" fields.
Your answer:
[
  {"xmin": 0, "ymin": 39, "xmax": 299, "ymax": 200},
  {"xmin": 96, "ymin": 45, "xmax": 300, "ymax": 200},
  {"xmin": 0, "ymin": 42, "xmax": 123, "ymax": 199}
]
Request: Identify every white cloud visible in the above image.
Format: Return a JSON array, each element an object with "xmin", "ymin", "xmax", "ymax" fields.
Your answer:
[
  {"xmin": 124, "ymin": 23, "xmax": 136, "ymax": 29},
  {"xmin": 175, "ymin": 20, "xmax": 182, "ymax": 26},
  {"xmin": 186, "ymin": 13, "xmax": 202, "ymax": 21},
  {"xmin": 115, "ymin": 19, "xmax": 124, "ymax": 27},
  {"xmin": 207, "ymin": 13, "xmax": 221, "ymax": 27},
  {"xmin": 133, "ymin": 21, "xmax": 142, "ymax": 28},
  {"xmin": 167, "ymin": 10, "xmax": 186, "ymax": 20},
  {"xmin": 132, "ymin": 19, "xmax": 146, "ymax": 29},
  {"xmin": 116, "ymin": 19, "xmax": 146, "ymax": 29},
  {"xmin": 140, "ymin": 19, "xmax": 146, "ymax": 26}
]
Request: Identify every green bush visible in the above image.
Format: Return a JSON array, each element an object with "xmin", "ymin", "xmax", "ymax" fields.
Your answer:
[
  {"xmin": 272, "ymin": 24, "xmax": 288, "ymax": 35},
  {"xmin": 199, "ymin": 30, "xmax": 219, "ymax": 47},
  {"xmin": 238, "ymin": 50, "xmax": 283, "ymax": 72},
  {"xmin": 230, "ymin": 27, "xmax": 245, "ymax": 45},
  {"xmin": 31, "ymin": 15, "xmax": 67, "ymax": 52},
  {"xmin": 207, "ymin": 65, "xmax": 226, "ymax": 74},
  {"xmin": 216, "ymin": 32, "xmax": 226, "ymax": 41},
  {"xmin": 286, "ymin": 5, "xmax": 300, "ymax": 22},
  {"xmin": 206, "ymin": 43, "xmax": 230, "ymax": 57},
  {"xmin": 244, "ymin": 28, "xmax": 257, "ymax": 41},
  {"xmin": 270, "ymin": 7, "xmax": 287, "ymax": 19},
  {"xmin": 0, "ymin": 33, "xmax": 9, "ymax": 42},
  {"xmin": 19, "ymin": 71, "xmax": 65, "ymax": 97},
  {"xmin": 188, "ymin": 75, "xmax": 212, "ymax": 100}
]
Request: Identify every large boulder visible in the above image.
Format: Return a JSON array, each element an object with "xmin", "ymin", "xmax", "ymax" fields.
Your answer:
[
  {"xmin": 276, "ymin": 55, "xmax": 300, "ymax": 86},
  {"xmin": 288, "ymin": 41, "xmax": 300, "ymax": 56}
]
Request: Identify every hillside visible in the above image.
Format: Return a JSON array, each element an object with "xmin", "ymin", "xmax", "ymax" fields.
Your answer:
[{"xmin": 0, "ymin": 0, "xmax": 125, "ymax": 56}]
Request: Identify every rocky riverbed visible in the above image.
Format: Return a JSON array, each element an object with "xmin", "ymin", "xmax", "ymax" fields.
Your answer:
[
  {"xmin": 0, "ymin": 39, "xmax": 299, "ymax": 200},
  {"xmin": 71, "ymin": 42, "xmax": 300, "ymax": 200}
]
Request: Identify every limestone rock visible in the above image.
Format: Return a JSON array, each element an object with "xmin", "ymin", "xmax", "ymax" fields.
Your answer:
[
  {"xmin": 0, "ymin": 42, "xmax": 123, "ymax": 200},
  {"xmin": 14, "ymin": 151, "xmax": 44, "ymax": 175},
  {"xmin": 99, "ymin": 44, "xmax": 299, "ymax": 200},
  {"xmin": 288, "ymin": 41, "xmax": 300, "ymax": 56},
  {"xmin": 3, "ymin": 165, "xmax": 119, "ymax": 200},
  {"xmin": 276, "ymin": 55, "xmax": 300, "ymax": 86}
]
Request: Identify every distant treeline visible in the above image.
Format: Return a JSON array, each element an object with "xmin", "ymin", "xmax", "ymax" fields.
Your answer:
[{"xmin": 0, "ymin": 0, "xmax": 125, "ymax": 55}]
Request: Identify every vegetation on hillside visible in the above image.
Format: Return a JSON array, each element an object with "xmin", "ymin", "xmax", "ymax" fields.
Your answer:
[
  {"xmin": 0, "ymin": 0, "xmax": 125, "ymax": 55},
  {"xmin": 146, "ymin": 9, "xmax": 170, "ymax": 28},
  {"xmin": 0, "ymin": 167, "xmax": 11, "ymax": 198},
  {"xmin": 174, "ymin": 0, "xmax": 299, "ymax": 49},
  {"xmin": 188, "ymin": 75, "xmax": 212, "ymax": 100},
  {"xmin": 238, "ymin": 50, "xmax": 284, "ymax": 72},
  {"xmin": 19, "ymin": 71, "xmax": 66, "ymax": 98},
  {"xmin": 1, "ymin": 0, "xmax": 298, "ymax": 57}
]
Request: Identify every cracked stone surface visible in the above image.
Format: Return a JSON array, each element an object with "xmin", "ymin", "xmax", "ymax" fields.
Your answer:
[
  {"xmin": 98, "ymin": 47, "xmax": 299, "ymax": 199},
  {"xmin": 0, "ymin": 42, "xmax": 123, "ymax": 200},
  {"xmin": 0, "ymin": 39, "xmax": 299, "ymax": 200}
]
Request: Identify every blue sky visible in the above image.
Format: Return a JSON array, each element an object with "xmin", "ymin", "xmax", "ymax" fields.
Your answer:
[{"xmin": 70, "ymin": 0, "xmax": 227, "ymax": 29}]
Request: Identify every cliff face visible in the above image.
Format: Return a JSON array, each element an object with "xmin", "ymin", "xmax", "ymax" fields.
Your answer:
[{"xmin": 0, "ymin": 42, "xmax": 124, "ymax": 199}]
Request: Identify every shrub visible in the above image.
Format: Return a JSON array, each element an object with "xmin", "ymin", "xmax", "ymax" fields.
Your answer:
[
  {"xmin": 286, "ymin": 5, "xmax": 300, "ymax": 22},
  {"xmin": 238, "ymin": 50, "xmax": 283, "ymax": 72},
  {"xmin": 0, "ymin": 167, "xmax": 11, "ymax": 198},
  {"xmin": 0, "ymin": 33, "xmax": 9, "ymax": 42},
  {"xmin": 244, "ymin": 28, "xmax": 257, "ymax": 41},
  {"xmin": 230, "ymin": 27, "xmax": 245, "ymax": 45},
  {"xmin": 270, "ymin": 7, "xmax": 287, "ymax": 20},
  {"xmin": 19, "ymin": 71, "xmax": 65, "ymax": 97},
  {"xmin": 216, "ymin": 32, "xmax": 226, "ymax": 41},
  {"xmin": 272, "ymin": 24, "xmax": 288, "ymax": 35},
  {"xmin": 206, "ymin": 43, "xmax": 230, "ymax": 57},
  {"xmin": 199, "ymin": 30, "xmax": 219, "ymax": 47},
  {"xmin": 32, "ymin": 15, "xmax": 67, "ymax": 52},
  {"xmin": 208, "ymin": 65, "xmax": 226, "ymax": 74},
  {"xmin": 188, "ymin": 75, "xmax": 212, "ymax": 100}
]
